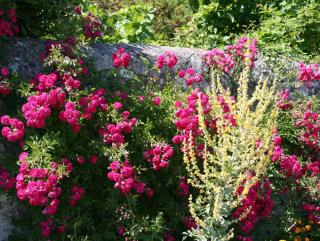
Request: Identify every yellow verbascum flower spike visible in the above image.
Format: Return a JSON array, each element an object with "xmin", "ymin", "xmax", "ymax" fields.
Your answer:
[{"xmin": 183, "ymin": 58, "xmax": 278, "ymax": 240}]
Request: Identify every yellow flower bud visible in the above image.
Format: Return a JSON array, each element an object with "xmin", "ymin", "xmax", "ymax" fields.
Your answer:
[{"xmin": 305, "ymin": 224, "xmax": 311, "ymax": 231}]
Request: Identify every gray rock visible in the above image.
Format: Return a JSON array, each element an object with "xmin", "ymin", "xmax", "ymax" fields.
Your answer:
[
  {"xmin": 2, "ymin": 38, "xmax": 207, "ymax": 80},
  {"xmin": 1, "ymin": 38, "xmax": 45, "ymax": 79},
  {"xmin": 0, "ymin": 195, "xmax": 16, "ymax": 241},
  {"xmin": 3, "ymin": 38, "xmax": 319, "ymax": 94}
]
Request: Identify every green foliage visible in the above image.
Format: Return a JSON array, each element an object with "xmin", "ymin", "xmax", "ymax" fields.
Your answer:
[
  {"xmin": 13, "ymin": 0, "xmax": 82, "ymax": 38},
  {"xmin": 7, "ymin": 0, "xmax": 320, "ymax": 61},
  {"xmin": 141, "ymin": 0, "xmax": 192, "ymax": 44},
  {"xmin": 174, "ymin": 0, "xmax": 320, "ymax": 61},
  {"xmin": 174, "ymin": 0, "xmax": 263, "ymax": 48},
  {"xmin": 125, "ymin": 212, "xmax": 165, "ymax": 240},
  {"xmin": 91, "ymin": 0, "xmax": 320, "ymax": 61},
  {"xmin": 252, "ymin": 1, "xmax": 320, "ymax": 59},
  {"xmin": 103, "ymin": 4, "xmax": 155, "ymax": 43},
  {"xmin": 93, "ymin": 0, "xmax": 192, "ymax": 44},
  {"xmin": 24, "ymin": 132, "xmax": 60, "ymax": 169}
]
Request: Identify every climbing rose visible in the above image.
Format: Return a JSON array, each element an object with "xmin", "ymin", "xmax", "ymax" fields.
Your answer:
[
  {"xmin": 157, "ymin": 51, "xmax": 178, "ymax": 69},
  {"xmin": 178, "ymin": 176, "xmax": 190, "ymax": 196},
  {"xmin": 117, "ymin": 226, "xmax": 126, "ymax": 236},
  {"xmin": 298, "ymin": 63, "xmax": 320, "ymax": 87},
  {"xmin": 84, "ymin": 12, "xmax": 102, "ymax": 40},
  {"xmin": 178, "ymin": 68, "xmax": 203, "ymax": 86},
  {"xmin": 1, "ymin": 67, "xmax": 10, "ymax": 76},
  {"xmin": 0, "ymin": 166, "xmax": 15, "ymax": 191},
  {"xmin": 113, "ymin": 102, "xmax": 123, "ymax": 109},
  {"xmin": 153, "ymin": 96, "xmax": 161, "ymax": 106},
  {"xmin": 1, "ymin": 115, "xmax": 25, "ymax": 142},
  {"xmin": 144, "ymin": 144, "xmax": 174, "ymax": 170},
  {"xmin": 69, "ymin": 186, "xmax": 85, "ymax": 206},
  {"xmin": 38, "ymin": 73, "xmax": 58, "ymax": 91},
  {"xmin": 204, "ymin": 48, "xmax": 234, "ymax": 73},
  {"xmin": 74, "ymin": 5, "xmax": 82, "ymax": 15},
  {"xmin": 22, "ymin": 93, "xmax": 51, "ymax": 128},
  {"xmin": 112, "ymin": 47, "xmax": 131, "ymax": 68},
  {"xmin": 59, "ymin": 102, "xmax": 81, "ymax": 133}
]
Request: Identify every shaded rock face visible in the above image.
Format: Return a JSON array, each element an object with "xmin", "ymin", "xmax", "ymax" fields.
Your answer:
[
  {"xmin": 0, "ymin": 142, "xmax": 16, "ymax": 241},
  {"xmin": 2, "ymin": 38, "xmax": 319, "ymax": 94},
  {"xmin": 2, "ymin": 38, "xmax": 207, "ymax": 82},
  {"xmin": 1, "ymin": 38, "xmax": 45, "ymax": 80},
  {"xmin": 89, "ymin": 43, "xmax": 206, "ymax": 75},
  {"xmin": 0, "ymin": 195, "xmax": 16, "ymax": 241}
]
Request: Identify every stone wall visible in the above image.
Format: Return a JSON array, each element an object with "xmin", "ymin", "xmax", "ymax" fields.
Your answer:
[
  {"xmin": 0, "ymin": 142, "xmax": 16, "ymax": 241},
  {"xmin": 0, "ymin": 195, "xmax": 16, "ymax": 241},
  {"xmin": 3, "ymin": 38, "xmax": 206, "ymax": 81},
  {"xmin": 3, "ymin": 38, "xmax": 319, "ymax": 93}
]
